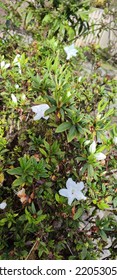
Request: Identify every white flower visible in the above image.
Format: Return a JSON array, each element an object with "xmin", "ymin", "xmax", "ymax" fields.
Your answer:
[
  {"xmin": 78, "ymin": 76, "xmax": 83, "ymax": 82},
  {"xmin": 15, "ymin": 84, "xmax": 19, "ymax": 89},
  {"xmin": 11, "ymin": 94, "xmax": 17, "ymax": 104},
  {"xmin": 1, "ymin": 60, "xmax": 10, "ymax": 69},
  {"xmin": 0, "ymin": 201, "xmax": 7, "ymax": 210},
  {"xmin": 64, "ymin": 44, "xmax": 78, "ymax": 60},
  {"xmin": 95, "ymin": 153, "xmax": 106, "ymax": 161},
  {"xmin": 31, "ymin": 104, "xmax": 50, "ymax": 120},
  {"xmin": 13, "ymin": 54, "xmax": 21, "ymax": 63},
  {"xmin": 13, "ymin": 54, "xmax": 21, "ymax": 74},
  {"xmin": 89, "ymin": 141, "xmax": 96, "ymax": 154},
  {"xmin": 1, "ymin": 61, "xmax": 5, "ymax": 68},
  {"xmin": 59, "ymin": 178, "xmax": 86, "ymax": 206},
  {"xmin": 89, "ymin": 140, "xmax": 106, "ymax": 161},
  {"xmin": 113, "ymin": 136, "xmax": 117, "ymax": 145}
]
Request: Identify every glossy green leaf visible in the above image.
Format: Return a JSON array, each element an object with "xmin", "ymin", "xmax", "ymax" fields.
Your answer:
[
  {"xmin": 67, "ymin": 125, "xmax": 77, "ymax": 142},
  {"xmin": 73, "ymin": 208, "xmax": 84, "ymax": 220},
  {"xmin": 55, "ymin": 122, "xmax": 71, "ymax": 133}
]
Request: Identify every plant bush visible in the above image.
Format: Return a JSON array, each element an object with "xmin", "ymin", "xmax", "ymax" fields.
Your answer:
[{"xmin": 0, "ymin": 0, "xmax": 117, "ymax": 260}]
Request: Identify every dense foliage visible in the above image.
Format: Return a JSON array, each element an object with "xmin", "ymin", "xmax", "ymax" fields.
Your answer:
[{"xmin": 0, "ymin": 0, "xmax": 117, "ymax": 260}]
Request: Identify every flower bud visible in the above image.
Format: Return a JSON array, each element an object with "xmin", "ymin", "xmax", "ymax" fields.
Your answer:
[{"xmin": 89, "ymin": 141, "xmax": 96, "ymax": 154}]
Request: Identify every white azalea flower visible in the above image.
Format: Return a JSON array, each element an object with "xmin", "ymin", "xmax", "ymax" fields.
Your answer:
[
  {"xmin": 59, "ymin": 178, "xmax": 86, "ymax": 206},
  {"xmin": 1, "ymin": 61, "xmax": 5, "ymax": 68},
  {"xmin": 89, "ymin": 141, "xmax": 96, "ymax": 154},
  {"xmin": 0, "ymin": 201, "xmax": 7, "ymax": 210},
  {"xmin": 78, "ymin": 76, "xmax": 83, "ymax": 82},
  {"xmin": 113, "ymin": 136, "xmax": 117, "ymax": 145},
  {"xmin": 89, "ymin": 140, "xmax": 106, "ymax": 161},
  {"xmin": 13, "ymin": 54, "xmax": 21, "ymax": 63},
  {"xmin": 1, "ymin": 60, "xmax": 10, "ymax": 69},
  {"xmin": 15, "ymin": 84, "xmax": 19, "ymax": 89},
  {"xmin": 31, "ymin": 104, "xmax": 50, "ymax": 120},
  {"xmin": 11, "ymin": 94, "xmax": 17, "ymax": 104},
  {"xmin": 13, "ymin": 54, "xmax": 21, "ymax": 74},
  {"xmin": 95, "ymin": 153, "xmax": 106, "ymax": 161},
  {"xmin": 64, "ymin": 44, "xmax": 78, "ymax": 60}
]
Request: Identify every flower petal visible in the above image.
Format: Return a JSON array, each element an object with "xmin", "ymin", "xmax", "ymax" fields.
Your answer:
[
  {"xmin": 5, "ymin": 63, "xmax": 10, "ymax": 69},
  {"xmin": 76, "ymin": 181, "xmax": 85, "ymax": 191},
  {"xmin": 68, "ymin": 195, "xmax": 74, "ymax": 205},
  {"xmin": 1, "ymin": 61, "xmax": 5, "ymax": 68},
  {"xmin": 59, "ymin": 188, "xmax": 69, "ymax": 198},
  {"xmin": 15, "ymin": 84, "xmax": 19, "ymax": 89},
  {"xmin": 66, "ymin": 178, "xmax": 76, "ymax": 190},
  {"xmin": 75, "ymin": 192, "xmax": 87, "ymax": 200},
  {"xmin": 33, "ymin": 113, "xmax": 42, "ymax": 120},
  {"xmin": 64, "ymin": 44, "xmax": 78, "ymax": 60},
  {"xmin": 1, "ymin": 61, "xmax": 10, "ymax": 69},
  {"xmin": 89, "ymin": 141, "xmax": 96, "ymax": 154},
  {"xmin": 95, "ymin": 153, "xmax": 106, "ymax": 161},
  {"xmin": 113, "ymin": 136, "xmax": 117, "ymax": 145},
  {"xmin": 0, "ymin": 201, "xmax": 7, "ymax": 209},
  {"xmin": 11, "ymin": 94, "xmax": 17, "ymax": 104},
  {"xmin": 13, "ymin": 54, "xmax": 21, "ymax": 63}
]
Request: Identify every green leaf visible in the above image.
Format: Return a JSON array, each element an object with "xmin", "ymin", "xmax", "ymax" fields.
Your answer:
[
  {"xmin": 67, "ymin": 125, "xmax": 77, "ymax": 142},
  {"xmin": 25, "ymin": 11, "xmax": 33, "ymax": 27},
  {"xmin": 39, "ymin": 148, "xmax": 48, "ymax": 157},
  {"xmin": 79, "ymin": 164, "xmax": 88, "ymax": 175},
  {"xmin": 7, "ymin": 167, "xmax": 22, "ymax": 176},
  {"xmin": 45, "ymin": 106, "xmax": 56, "ymax": 115},
  {"xmin": 98, "ymin": 99, "xmax": 108, "ymax": 113},
  {"xmin": 104, "ymin": 108, "xmax": 114, "ymax": 118},
  {"xmin": 113, "ymin": 197, "xmax": 117, "ymax": 208},
  {"xmin": 0, "ymin": 2, "xmax": 8, "ymax": 10},
  {"xmin": 88, "ymin": 164, "xmax": 94, "ymax": 178},
  {"xmin": 43, "ymin": 140, "xmax": 50, "ymax": 151},
  {"xmin": 25, "ymin": 208, "xmax": 32, "ymax": 223},
  {"xmin": 12, "ymin": 177, "xmax": 25, "ymax": 187},
  {"xmin": 97, "ymin": 200, "xmax": 109, "ymax": 210},
  {"xmin": 55, "ymin": 193, "xmax": 60, "ymax": 203},
  {"xmin": 81, "ymin": 247, "xmax": 87, "ymax": 260},
  {"xmin": 42, "ymin": 14, "xmax": 52, "ymax": 24},
  {"xmin": 31, "ymin": 202, "xmax": 36, "ymax": 215},
  {"xmin": 100, "ymin": 230, "xmax": 107, "ymax": 242},
  {"xmin": 0, "ymin": 218, "xmax": 7, "ymax": 226},
  {"xmin": 55, "ymin": 122, "xmax": 71, "ymax": 133},
  {"xmin": 77, "ymin": 124, "xmax": 85, "ymax": 134},
  {"xmin": 76, "ymin": 157, "xmax": 86, "ymax": 161},
  {"xmin": 35, "ymin": 215, "xmax": 46, "ymax": 224},
  {"xmin": 78, "ymin": 10, "xmax": 88, "ymax": 21},
  {"xmin": 73, "ymin": 208, "xmax": 84, "ymax": 220}
]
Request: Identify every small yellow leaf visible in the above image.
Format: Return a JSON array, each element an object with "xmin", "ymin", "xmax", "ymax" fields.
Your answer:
[
  {"xmin": 0, "ymin": 173, "xmax": 4, "ymax": 185},
  {"xmin": 57, "ymin": 112, "xmax": 61, "ymax": 119}
]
